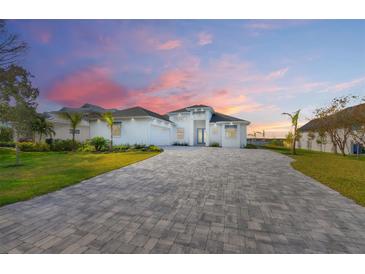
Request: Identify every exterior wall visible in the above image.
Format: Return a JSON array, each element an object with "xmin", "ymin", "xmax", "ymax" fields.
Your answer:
[
  {"xmin": 209, "ymin": 123, "xmax": 222, "ymax": 146},
  {"xmin": 221, "ymin": 123, "xmax": 241, "ymax": 148},
  {"xmin": 240, "ymin": 124, "xmax": 247, "ymax": 147},
  {"xmin": 116, "ymin": 118, "xmax": 151, "ymax": 145},
  {"xmin": 208, "ymin": 122, "xmax": 247, "ymax": 148},
  {"xmin": 169, "ymin": 112, "xmax": 191, "ymax": 144},
  {"xmin": 47, "ymin": 114, "xmax": 90, "ymax": 141},
  {"xmin": 169, "ymin": 109, "xmax": 248, "ymax": 148},
  {"xmin": 299, "ymin": 130, "xmax": 354, "ymax": 154},
  {"xmin": 89, "ymin": 119, "xmax": 110, "ymax": 140},
  {"xmin": 150, "ymin": 118, "xmax": 174, "ymax": 145}
]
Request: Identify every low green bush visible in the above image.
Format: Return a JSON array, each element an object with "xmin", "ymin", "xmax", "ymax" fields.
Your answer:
[
  {"xmin": 133, "ymin": 144, "xmax": 147, "ymax": 149},
  {"xmin": 113, "ymin": 144, "xmax": 131, "ymax": 152},
  {"xmin": 245, "ymin": 144, "xmax": 258, "ymax": 149},
  {"xmin": 173, "ymin": 142, "xmax": 188, "ymax": 146},
  {"xmin": 210, "ymin": 142, "xmax": 220, "ymax": 147},
  {"xmin": 53, "ymin": 139, "xmax": 80, "ymax": 151},
  {"xmin": 144, "ymin": 145, "xmax": 163, "ymax": 152},
  {"xmin": 268, "ymin": 139, "xmax": 284, "ymax": 147},
  {"xmin": 90, "ymin": 136, "xmax": 109, "ymax": 152},
  {"xmin": 17, "ymin": 142, "xmax": 50, "ymax": 152},
  {"xmin": 77, "ymin": 141, "xmax": 95, "ymax": 152},
  {"xmin": 0, "ymin": 141, "xmax": 15, "ymax": 148}
]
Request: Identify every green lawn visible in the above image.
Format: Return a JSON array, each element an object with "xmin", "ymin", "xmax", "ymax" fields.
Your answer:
[
  {"xmin": 263, "ymin": 145, "xmax": 365, "ymax": 206},
  {"xmin": 0, "ymin": 148, "xmax": 160, "ymax": 207}
]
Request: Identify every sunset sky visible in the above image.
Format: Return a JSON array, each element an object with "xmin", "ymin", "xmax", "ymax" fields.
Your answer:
[{"xmin": 7, "ymin": 20, "xmax": 365, "ymax": 137}]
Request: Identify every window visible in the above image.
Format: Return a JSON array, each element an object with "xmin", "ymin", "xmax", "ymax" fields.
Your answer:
[
  {"xmin": 112, "ymin": 122, "xmax": 122, "ymax": 137},
  {"xmin": 69, "ymin": 129, "xmax": 80, "ymax": 134},
  {"xmin": 225, "ymin": 125, "xmax": 237, "ymax": 138},
  {"xmin": 177, "ymin": 128, "xmax": 184, "ymax": 140}
]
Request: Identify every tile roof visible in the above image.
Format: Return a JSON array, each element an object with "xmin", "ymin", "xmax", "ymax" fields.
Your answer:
[
  {"xmin": 299, "ymin": 103, "xmax": 365, "ymax": 132},
  {"xmin": 210, "ymin": 112, "xmax": 249, "ymax": 123},
  {"xmin": 113, "ymin": 106, "xmax": 172, "ymax": 122},
  {"xmin": 168, "ymin": 104, "xmax": 211, "ymax": 113}
]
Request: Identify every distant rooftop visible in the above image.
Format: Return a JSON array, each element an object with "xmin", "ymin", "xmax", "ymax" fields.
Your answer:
[{"xmin": 299, "ymin": 103, "xmax": 365, "ymax": 132}]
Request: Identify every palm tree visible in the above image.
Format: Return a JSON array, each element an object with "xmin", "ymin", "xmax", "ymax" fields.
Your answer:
[
  {"xmin": 60, "ymin": 112, "xmax": 83, "ymax": 149},
  {"xmin": 101, "ymin": 112, "xmax": 114, "ymax": 150},
  {"xmin": 31, "ymin": 115, "xmax": 55, "ymax": 142},
  {"xmin": 282, "ymin": 109, "xmax": 301, "ymax": 155}
]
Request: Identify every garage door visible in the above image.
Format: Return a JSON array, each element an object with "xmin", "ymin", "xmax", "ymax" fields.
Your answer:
[{"xmin": 150, "ymin": 125, "xmax": 170, "ymax": 146}]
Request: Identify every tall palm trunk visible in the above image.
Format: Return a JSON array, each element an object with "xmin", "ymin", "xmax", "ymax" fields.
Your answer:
[
  {"xmin": 72, "ymin": 129, "xmax": 76, "ymax": 151},
  {"xmin": 38, "ymin": 133, "xmax": 42, "ymax": 143},
  {"xmin": 292, "ymin": 124, "xmax": 297, "ymax": 155},
  {"xmin": 110, "ymin": 126, "xmax": 113, "ymax": 150}
]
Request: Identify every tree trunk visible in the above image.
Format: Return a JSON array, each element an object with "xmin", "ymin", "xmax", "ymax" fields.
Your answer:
[
  {"xmin": 110, "ymin": 126, "xmax": 113, "ymax": 151},
  {"xmin": 292, "ymin": 125, "xmax": 297, "ymax": 155},
  {"xmin": 72, "ymin": 130, "xmax": 76, "ymax": 151},
  {"xmin": 15, "ymin": 133, "xmax": 20, "ymax": 165},
  {"xmin": 38, "ymin": 133, "xmax": 42, "ymax": 143}
]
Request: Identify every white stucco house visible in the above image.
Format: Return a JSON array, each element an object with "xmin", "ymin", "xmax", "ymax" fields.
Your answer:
[{"xmin": 45, "ymin": 103, "xmax": 250, "ymax": 148}]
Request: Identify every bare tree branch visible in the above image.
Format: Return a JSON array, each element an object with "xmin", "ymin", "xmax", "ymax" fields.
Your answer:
[{"xmin": 0, "ymin": 20, "xmax": 27, "ymax": 68}]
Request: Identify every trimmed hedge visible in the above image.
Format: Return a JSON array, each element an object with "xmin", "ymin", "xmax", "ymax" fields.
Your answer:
[
  {"xmin": 245, "ymin": 144, "xmax": 258, "ymax": 149},
  {"xmin": 17, "ymin": 142, "xmax": 50, "ymax": 152},
  {"xmin": 0, "ymin": 141, "xmax": 15, "ymax": 148},
  {"xmin": 210, "ymin": 142, "xmax": 220, "ymax": 147}
]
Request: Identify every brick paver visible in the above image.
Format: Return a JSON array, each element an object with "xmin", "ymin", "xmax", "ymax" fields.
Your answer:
[{"xmin": 1, "ymin": 147, "xmax": 365, "ymax": 253}]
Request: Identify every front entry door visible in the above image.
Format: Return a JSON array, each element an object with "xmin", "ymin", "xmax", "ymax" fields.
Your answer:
[{"xmin": 197, "ymin": 128, "xmax": 206, "ymax": 145}]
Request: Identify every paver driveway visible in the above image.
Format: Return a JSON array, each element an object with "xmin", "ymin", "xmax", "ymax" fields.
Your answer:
[{"xmin": 1, "ymin": 147, "xmax": 365, "ymax": 254}]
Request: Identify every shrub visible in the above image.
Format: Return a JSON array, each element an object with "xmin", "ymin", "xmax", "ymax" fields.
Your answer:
[
  {"xmin": 0, "ymin": 126, "xmax": 13, "ymax": 142},
  {"xmin": 210, "ymin": 142, "xmax": 220, "ymax": 147},
  {"xmin": 90, "ymin": 136, "xmax": 109, "ymax": 152},
  {"xmin": 0, "ymin": 141, "xmax": 15, "ymax": 148},
  {"xmin": 133, "ymin": 144, "xmax": 147, "ymax": 149},
  {"xmin": 53, "ymin": 139, "xmax": 80, "ymax": 151},
  {"xmin": 268, "ymin": 139, "xmax": 284, "ymax": 147},
  {"xmin": 17, "ymin": 142, "xmax": 50, "ymax": 152},
  {"xmin": 113, "ymin": 144, "xmax": 131, "ymax": 152},
  {"xmin": 173, "ymin": 142, "xmax": 188, "ymax": 146},
  {"xmin": 45, "ymin": 138, "xmax": 53, "ymax": 146},
  {"xmin": 78, "ymin": 142, "xmax": 95, "ymax": 152},
  {"xmin": 145, "ymin": 145, "xmax": 163, "ymax": 152},
  {"xmin": 245, "ymin": 144, "xmax": 258, "ymax": 149}
]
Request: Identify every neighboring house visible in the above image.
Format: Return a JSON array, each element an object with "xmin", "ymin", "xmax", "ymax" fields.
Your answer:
[
  {"xmin": 44, "ymin": 103, "xmax": 250, "ymax": 148},
  {"xmin": 298, "ymin": 103, "xmax": 365, "ymax": 155}
]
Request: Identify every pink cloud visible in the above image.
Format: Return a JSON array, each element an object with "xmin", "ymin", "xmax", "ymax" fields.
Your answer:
[
  {"xmin": 266, "ymin": 67, "xmax": 289, "ymax": 80},
  {"xmin": 157, "ymin": 39, "xmax": 182, "ymax": 50},
  {"xmin": 331, "ymin": 76, "xmax": 365, "ymax": 92},
  {"xmin": 149, "ymin": 69, "xmax": 192, "ymax": 92},
  {"xmin": 197, "ymin": 32, "xmax": 213, "ymax": 46},
  {"xmin": 46, "ymin": 66, "xmax": 129, "ymax": 108},
  {"xmin": 38, "ymin": 31, "xmax": 52, "ymax": 44}
]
